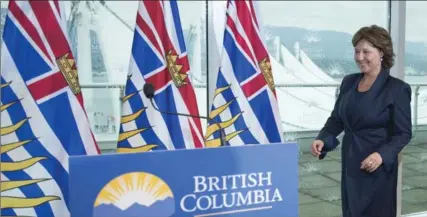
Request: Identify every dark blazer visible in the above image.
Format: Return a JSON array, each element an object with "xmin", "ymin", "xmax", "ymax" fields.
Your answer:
[{"xmin": 316, "ymin": 69, "xmax": 412, "ymax": 217}]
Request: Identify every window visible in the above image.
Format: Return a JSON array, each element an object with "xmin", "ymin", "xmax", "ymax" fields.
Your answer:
[
  {"xmin": 402, "ymin": 1, "xmax": 427, "ymax": 214},
  {"xmin": 65, "ymin": 1, "xmax": 139, "ymax": 145},
  {"xmin": 257, "ymin": 1, "xmax": 389, "ymax": 216}
]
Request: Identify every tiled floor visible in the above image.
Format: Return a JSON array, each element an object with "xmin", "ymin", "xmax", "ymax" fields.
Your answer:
[
  {"xmin": 402, "ymin": 142, "xmax": 427, "ymax": 215},
  {"xmin": 298, "ymin": 142, "xmax": 427, "ymax": 217}
]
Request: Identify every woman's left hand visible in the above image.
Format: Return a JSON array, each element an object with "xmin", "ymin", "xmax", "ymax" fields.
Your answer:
[{"xmin": 361, "ymin": 152, "xmax": 383, "ymax": 173}]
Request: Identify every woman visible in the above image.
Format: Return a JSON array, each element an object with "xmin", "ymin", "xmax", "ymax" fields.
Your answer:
[{"xmin": 311, "ymin": 25, "xmax": 412, "ymax": 217}]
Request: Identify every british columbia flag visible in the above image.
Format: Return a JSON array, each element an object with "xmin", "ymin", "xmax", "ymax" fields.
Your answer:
[
  {"xmin": 205, "ymin": 0, "xmax": 284, "ymax": 147},
  {"xmin": 117, "ymin": 0, "xmax": 204, "ymax": 153},
  {"xmin": 1, "ymin": 1, "xmax": 99, "ymax": 216}
]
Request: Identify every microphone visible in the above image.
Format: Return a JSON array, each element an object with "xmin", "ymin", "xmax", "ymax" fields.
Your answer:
[
  {"xmin": 143, "ymin": 83, "xmax": 155, "ymax": 99},
  {"xmin": 143, "ymin": 83, "xmax": 226, "ymax": 147}
]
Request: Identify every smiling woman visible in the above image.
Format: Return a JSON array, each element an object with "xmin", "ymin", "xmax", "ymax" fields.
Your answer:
[
  {"xmin": 255, "ymin": 1, "xmax": 389, "ymax": 216},
  {"xmin": 352, "ymin": 25, "xmax": 394, "ymax": 80},
  {"xmin": 313, "ymin": 24, "xmax": 413, "ymax": 217},
  {"xmin": 353, "ymin": 40, "xmax": 384, "ymax": 82}
]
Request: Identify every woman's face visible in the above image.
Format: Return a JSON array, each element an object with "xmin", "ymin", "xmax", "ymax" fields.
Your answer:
[{"xmin": 354, "ymin": 39, "xmax": 383, "ymax": 75}]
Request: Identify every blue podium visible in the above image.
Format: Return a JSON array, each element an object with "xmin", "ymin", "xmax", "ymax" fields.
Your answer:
[{"xmin": 69, "ymin": 143, "xmax": 298, "ymax": 217}]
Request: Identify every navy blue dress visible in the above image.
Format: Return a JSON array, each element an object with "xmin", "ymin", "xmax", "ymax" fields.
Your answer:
[{"xmin": 316, "ymin": 69, "xmax": 412, "ymax": 217}]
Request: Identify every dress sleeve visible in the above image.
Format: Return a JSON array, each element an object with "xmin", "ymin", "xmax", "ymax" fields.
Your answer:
[
  {"xmin": 316, "ymin": 76, "xmax": 348, "ymax": 151},
  {"xmin": 378, "ymin": 83, "xmax": 413, "ymax": 172}
]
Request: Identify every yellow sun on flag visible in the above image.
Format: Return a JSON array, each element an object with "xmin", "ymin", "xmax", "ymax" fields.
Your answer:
[
  {"xmin": 204, "ymin": 84, "xmax": 245, "ymax": 147},
  {"xmin": 116, "ymin": 76, "xmax": 158, "ymax": 154},
  {"xmin": 1, "ymin": 81, "xmax": 60, "ymax": 211},
  {"xmin": 94, "ymin": 172, "xmax": 173, "ymax": 211}
]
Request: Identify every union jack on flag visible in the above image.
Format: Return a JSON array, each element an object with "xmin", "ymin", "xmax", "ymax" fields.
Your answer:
[
  {"xmin": 117, "ymin": 0, "xmax": 204, "ymax": 152},
  {"xmin": 1, "ymin": 1, "xmax": 99, "ymax": 216},
  {"xmin": 205, "ymin": 0, "xmax": 284, "ymax": 147}
]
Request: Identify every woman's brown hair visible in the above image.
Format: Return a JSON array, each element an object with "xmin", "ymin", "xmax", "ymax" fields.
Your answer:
[{"xmin": 352, "ymin": 25, "xmax": 395, "ymax": 69}]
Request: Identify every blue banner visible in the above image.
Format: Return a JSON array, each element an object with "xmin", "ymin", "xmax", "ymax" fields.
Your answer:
[{"xmin": 69, "ymin": 143, "xmax": 298, "ymax": 217}]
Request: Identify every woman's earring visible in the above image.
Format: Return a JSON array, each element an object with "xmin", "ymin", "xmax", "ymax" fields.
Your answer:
[{"xmin": 381, "ymin": 57, "xmax": 383, "ymax": 61}]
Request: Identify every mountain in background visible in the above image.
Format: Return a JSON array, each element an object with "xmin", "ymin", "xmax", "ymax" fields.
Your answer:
[{"xmin": 263, "ymin": 26, "xmax": 427, "ymax": 77}]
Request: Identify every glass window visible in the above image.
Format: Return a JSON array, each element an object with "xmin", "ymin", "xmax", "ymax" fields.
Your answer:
[
  {"xmin": 0, "ymin": 1, "xmax": 8, "ymax": 44},
  {"xmin": 402, "ymin": 1, "xmax": 427, "ymax": 214},
  {"xmin": 257, "ymin": 1, "xmax": 389, "ymax": 216},
  {"xmin": 64, "ymin": 1, "xmax": 138, "ymax": 147}
]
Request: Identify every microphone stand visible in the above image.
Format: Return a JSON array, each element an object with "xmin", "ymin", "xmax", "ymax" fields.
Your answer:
[{"xmin": 144, "ymin": 84, "xmax": 226, "ymax": 147}]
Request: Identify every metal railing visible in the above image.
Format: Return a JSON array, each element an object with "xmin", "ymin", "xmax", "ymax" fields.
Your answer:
[
  {"xmin": 80, "ymin": 82, "xmax": 427, "ymax": 135},
  {"xmin": 276, "ymin": 83, "xmax": 427, "ymax": 138}
]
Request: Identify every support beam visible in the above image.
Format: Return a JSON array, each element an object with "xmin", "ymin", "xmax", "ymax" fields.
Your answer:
[
  {"xmin": 207, "ymin": 1, "xmax": 227, "ymax": 110},
  {"xmin": 390, "ymin": 0, "xmax": 406, "ymax": 79},
  {"xmin": 389, "ymin": 1, "xmax": 406, "ymax": 217}
]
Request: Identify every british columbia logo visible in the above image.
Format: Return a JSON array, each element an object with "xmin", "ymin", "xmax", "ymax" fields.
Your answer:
[
  {"xmin": 93, "ymin": 172, "xmax": 174, "ymax": 217},
  {"xmin": 92, "ymin": 171, "xmax": 283, "ymax": 216}
]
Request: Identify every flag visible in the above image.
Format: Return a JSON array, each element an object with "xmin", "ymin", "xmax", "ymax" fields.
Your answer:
[
  {"xmin": 205, "ymin": 0, "xmax": 284, "ymax": 147},
  {"xmin": 0, "ymin": 1, "xmax": 99, "ymax": 216},
  {"xmin": 117, "ymin": 0, "xmax": 204, "ymax": 153}
]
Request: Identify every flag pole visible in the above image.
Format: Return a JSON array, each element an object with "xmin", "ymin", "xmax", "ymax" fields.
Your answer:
[{"xmin": 205, "ymin": 0, "xmax": 209, "ymax": 121}]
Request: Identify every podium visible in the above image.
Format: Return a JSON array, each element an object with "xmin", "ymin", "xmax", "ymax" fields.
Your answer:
[{"xmin": 69, "ymin": 143, "xmax": 299, "ymax": 217}]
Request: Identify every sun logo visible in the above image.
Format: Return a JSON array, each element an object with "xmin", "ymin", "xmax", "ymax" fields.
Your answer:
[
  {"xmin": 116, "ymin": 75, "xmax": 157, "ymax": 153},
  {"xmin": 93, "ymin": 172, "xmax": 174, "ymax": 217},
  {"xmin": 1, "ymin": 81, "xmax": 60, "ymax": 211},
  {"xmin": 204, "ymin": 84, "xmax": 245, "ymax": 147}
]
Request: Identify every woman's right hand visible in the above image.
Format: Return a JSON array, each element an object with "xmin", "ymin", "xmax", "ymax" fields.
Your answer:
[{"xmin": 311, "ymin": 140, "xmax": 324, "ymax": 158}]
